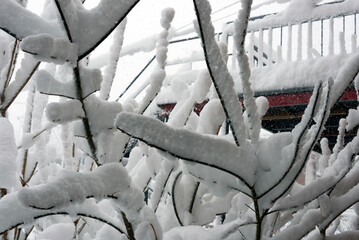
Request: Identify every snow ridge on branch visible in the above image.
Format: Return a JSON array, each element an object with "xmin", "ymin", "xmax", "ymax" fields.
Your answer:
[{"xmin": 193, "ymin": 0, "xmax": 247, "ymax": 147}]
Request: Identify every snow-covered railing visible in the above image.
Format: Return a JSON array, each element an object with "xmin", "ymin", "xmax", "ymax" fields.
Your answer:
[
  {"xmin": 227, "ymin": 0, "xmax": 359, "ymax": 68},
  {"xmin": 117, "ymin": 0, "xmax": 359, "ymax": 100}
]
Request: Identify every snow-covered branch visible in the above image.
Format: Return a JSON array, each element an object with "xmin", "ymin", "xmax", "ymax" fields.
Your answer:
[
  {"xmin": 54, "ymin": 0, "xmax": 140, "ymax": 59},
  {"xmin": 0, "ymin": 0, "xmax": 64, "ymax": 40},
  {"xmin": 116, "ymin": 112, "xmax": 254, "ymax": 192},
  {"xmin": 234, "ymin": 0, "xmax": 261, "ymax": 144},
  {"xmin": 193, "ymin": 0, "xmax": 246, "ymax": 147}
]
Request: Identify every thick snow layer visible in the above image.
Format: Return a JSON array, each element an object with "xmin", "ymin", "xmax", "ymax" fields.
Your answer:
[
  {"xmin": 18, "ymin": 163, "xmax": 130, "ymax": 209},
  {"xmin": 46, "ymin": 100, "xmax": 84, "ymax": 123},
  {"xmin": 116, "ymin": 112, "xmax": 254, "ymax": 190},
  {"xmin": 36, "ymin": 67, "xmax": 102, "ymax": 99},
  {"xmin": 84, "ymin": 95, "xmax": 123, "ymax": 133},
  {"xmin": 247, "ymin": 0, "xmax": 359, "ymax": 31},
  {"xmin": 36, "ymin": 70, "xmax": 76, "ymax": 99},
  {"xmin": 254, "ymin": 132, "xmax": 293, "ymax": 193},
  {"xmin": 0, "ymin": 0, "xmax": 64, "ymax": 40},
  {"xmin": 235, "ymin": 53, "xmax": 351, "ymax": 94},
  {"xmin": 2, "ymin": 55, "xmax": 39, "ymax": 109},
  {"xmin": 99, "ymin": 19, "xmax": 127, "ymax": 100},
  {"xmin": 0, "ymin": 193, "xmax": 123, "ymax": 236},
  {"xmin": 20, "ymin": 34, "xmax": 78, "ymax": 64},
  {"xmin": 0, "ymin": 118, "xmax": 17, "ymax": 189},
  {"xmin": 157, "ymin": 53, "xmax": 354, "ymax": 104},
  {"xmin": 194, "ymin": 0, "xmax": 246, "ymax": 147},
  {"xmin": 234, "ymin": 0, "xmax": 260, "ymax": 143},
  {"xmin": 135, "ymin": 8, "xmax": 174, "ymax": 114},
  {"xmin": 56, "ymin": 0, "xmax": 139, "ymax": 58},
  {"xmin": 37, "ymin": 223, "xmax": 75, "ymax": 240},
  {"xmin": 79, "ymin": 67, "xmax": 103, "ymax": 98},
  {"xmin": 196, "ymin": 99, "xmax": 225, "ymax": 134},
  {"xmin": 164, "ymin": 218, "xmax": 253, "ymax": 240}
]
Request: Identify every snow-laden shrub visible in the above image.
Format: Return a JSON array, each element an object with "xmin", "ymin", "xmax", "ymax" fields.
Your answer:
[{"xmin": 0, "ymin": 0, "xmax": 358, "ymax": 239}]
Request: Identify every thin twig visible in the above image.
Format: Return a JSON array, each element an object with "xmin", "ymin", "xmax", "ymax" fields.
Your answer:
[
  {"xmin": 1, "ymin": 40, "xmax": 19, "ymax": 114},
  {"xmin": 54, "ymin": 1, "xmax": 73, "ymax": 43},
  {"xmin": 78, "ymin": 1, "xmax": 140, "ymax": 59},
  {"xmin": 172, "ymin": 171, "xmax": 184, "ymax": 226},
  {"xmin": 149, "ymin": 223, "xmax": 158, "ymax": 240},
  {"xmin": 271, "ymin": 82, "xmax": 331, "ymax": 204},
  {"xmin": 257, "ymin": 81, "xmax": 323, "ymax": 199},
  {"xmin": 121, "ymin": 212, "xmax": 135, "ymax": 240},
  {"xmin": 22, "ymin": 162, "xmax": 38, "ymax": 187},
  {"xmin": 189, "ymin": 181, "xmax": 200, "ymax": 214},
  {"xmin": 154, "ymin": 168, "xmax": 174, "ymax": 213},
  {"xmin": 193, "ymin": 0, "xmax": 243, "ymax": 147},
  {"xmin": 2, "ymin": 62, "xmax": 40, "ymax": 113},
  {"xmin": 1, "ymin": 212, "xmax": 127, "ymax": 238}
]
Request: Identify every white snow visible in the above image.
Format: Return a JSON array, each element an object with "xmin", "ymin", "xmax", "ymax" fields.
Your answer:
[
  {"xmin": 18, "ymin": 163, "xmax": 130, "ymax": 209},
  {"xmin": 116, "ymin": 112, "xmax": 254, "ymax": 191},
  {"xmin": 20, "ymin": 34, "xmax": 78, "ymax": 64},
  {"xmin": 55, "ymin": 0, "xmax": 139, "ymax": 58},
  {"xmin": 84, "ymin": 95, "xmax": 123, "ymax": 133},
  {"xmin": 46, "ymin": 100, "xmax": 84, "ymax": 123},
  {"xmin": 0, "ymin": 118, "xmax": 17, "ymax": 189},
  {"xmin": 0, "ymin": 0, "xmax": 64, "ymax": 40},
  {"xmin": 135, "ymin": 8, "xmax": 175, "ymax": 114},
  {"xmin": 194, "ymin": 0, "xmax": 247, "ymax": 147}
]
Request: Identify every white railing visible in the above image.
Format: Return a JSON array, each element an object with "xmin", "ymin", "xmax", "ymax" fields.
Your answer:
[{"xmin": 116, "ymin": 0, "xmax": 359, "ymax": 100}]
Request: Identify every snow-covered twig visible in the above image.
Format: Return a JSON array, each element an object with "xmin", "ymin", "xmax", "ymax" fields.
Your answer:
[
  {"xmin": 99, "ymin": 19, "xmax": 127, "ymax": 100},
  {"xmin": 0, "ymin": 59, "xmax": 40, "ymax": 114},
  {"xmin": 193, "ymin": 0, "xmax": 246, "ymax": 147},
  {"xmin": 257, "ymin": 81, "xmax": 324, "ymax": 199},
  {"xmin": 0, "ymin": 40, "xmax": 19, "ymax": 114},
  {"xmin": 234, "ymin": 0, "xmax": 261, "ymax": 144},
  {"xmin": 153, "ymin": 168, "xmax": 174, "ymax": 213},
  {"xmin": 54, "ymin": 0, "xmax": 140, "ymax": 59},
  {"xmin": 0, "ymin": 0, "xmax": 64, "ymax": 40},
  {"xmin": 172, "ymin": 171, "xmax": 184, "ymax": 226},
  {"xmin": 0, "ymin": 211, "xmax": 127, "ymax": 238},
  {"xmin": 135, "ymin": 8, "xmax": 175, "ymax": 114},
  {"xmin": 270, "ymin": 80, "xmax": 332, "ymax": 204},
  {"xmin": 116, "ymin": 112, "xmax": 253, "ymax": 193}
]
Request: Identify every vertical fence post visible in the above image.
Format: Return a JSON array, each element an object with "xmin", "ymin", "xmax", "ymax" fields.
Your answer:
[
  {"xmin": 268, "ymin": 27, "xmax": 273, "ymax": 65},
  {"xmin": 258, "ymin": 29, "xmax": 264, "ymax": 67},
  {"xmin": 249, "ymin": 31, "xmax": 254, "ymax": 68},
  {"xmin": 351, "ymin": 34, "xmax": 357, "ymax": 53},
  {"xmin": 321, "ymin": 19, "xmax": 324, "ymax": 56},
  {"xmin": 353, "ymin": 14, "xmax": 357, "ymax": 53},
  {"xmin": 287, "ymin": 24, "xmax": 292, "ymax": 61},
  {"xmin": 297, "ymin": 23, "xmax": 302, "ymax": 61},
  {"xmin": 307, "ymin": 21, "xmax": 313, "ymax": 59},
  {"xmin": 329, "ymin": 17, "xmax": 334, "ymax": 55},
  {"xmin": 277, "ymin": 45, "xmax": 283, "ymax": 63}
]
